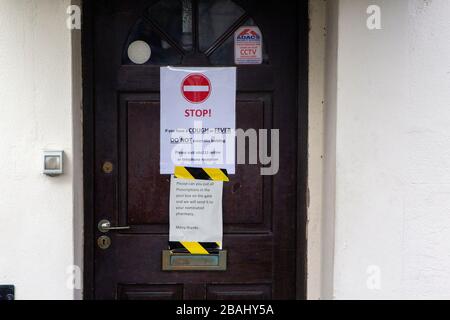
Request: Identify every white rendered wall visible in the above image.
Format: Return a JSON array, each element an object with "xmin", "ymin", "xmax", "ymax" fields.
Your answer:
[
  {"xmin": 329, "ymin": 0, "xmax": 450, "ymax": 299},
  {"xmin": 0, "ymin": 0, "xmax": 81, "ymax": 299}
]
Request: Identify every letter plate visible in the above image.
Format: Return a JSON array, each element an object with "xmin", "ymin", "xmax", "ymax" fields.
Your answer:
[{"xmin": 162, "ymin": 250, "xmax": 227, "ymax": 271}]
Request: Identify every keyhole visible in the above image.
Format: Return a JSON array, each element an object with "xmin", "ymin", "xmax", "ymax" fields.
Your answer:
[{"xmin": 98, "ymin": 236, "xmax": 111, "ymax": 249}]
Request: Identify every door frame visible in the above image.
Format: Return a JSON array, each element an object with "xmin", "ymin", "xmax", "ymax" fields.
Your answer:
[{"xmin": 81, "ymin": 0, "xmax": 309, "ymax": 300}]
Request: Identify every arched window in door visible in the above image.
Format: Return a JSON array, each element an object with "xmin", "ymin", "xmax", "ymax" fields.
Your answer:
[{"xmin": 123, "ymin": 0, "xmax": 269, "ymax": 65}]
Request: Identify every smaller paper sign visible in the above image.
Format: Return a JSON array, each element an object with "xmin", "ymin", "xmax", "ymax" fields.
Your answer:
[
  {"xmin": 169, "ymin": 176, "xmax": 223, "ymax": 243},
  {"xmin": 234, "ymin": 26, "xmax": 263, "ymax": 65}
]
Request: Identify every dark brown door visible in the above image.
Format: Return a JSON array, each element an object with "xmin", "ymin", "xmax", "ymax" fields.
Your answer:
[{"xmin": 87, "ymin": 0, "xmax": 306, "ymax": 300}]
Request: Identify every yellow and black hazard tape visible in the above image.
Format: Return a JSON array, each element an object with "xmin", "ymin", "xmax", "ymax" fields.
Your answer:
[
  {"xmin": 169, "ymin": 241, "xmax": 221, "ymax": 255},
  {"xmin": 174, "ymin": 166, "xmax": 229, "ymax": 182}
]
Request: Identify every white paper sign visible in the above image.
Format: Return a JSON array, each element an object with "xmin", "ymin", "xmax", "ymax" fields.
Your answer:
[
  {"xmin": 160, "ymin": 67, "xmax": 236, "ymax": 174},
  {"xmin": 169, "ymin": 177, "xmax": 223, "ymax": 243},
  {"xmin": 234, "ymin": 26, "xmax": 263, "ymax": 65}
]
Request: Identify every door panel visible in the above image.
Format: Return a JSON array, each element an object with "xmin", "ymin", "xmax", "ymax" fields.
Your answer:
[
  {"xmin": 121, "ymin": 93, "xmax": 272, "ymax": 234},
  {"xmin": 91, "ymin": 0, "xmax": 302, "ymax": 300},
  {"xmin": 127, "ymin": 100, "xmax": 167, "ymax": 226},
  {"xmin": 207, "ymin": 285, "xmax": 271, "ymax": 300},
  {"xmin": 118, "ymin": 284, "xmax": 183, "ymax": 300}
]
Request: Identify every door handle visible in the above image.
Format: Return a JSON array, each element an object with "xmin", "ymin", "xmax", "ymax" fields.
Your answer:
[{"xmin": 98, "ymin": 219, "xmax": 130, "ymax": 233}]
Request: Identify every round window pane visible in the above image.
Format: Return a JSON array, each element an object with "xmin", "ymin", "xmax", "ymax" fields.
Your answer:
[{"xmin": 127, "ymin": 40, "xmax": 152, "ymax": 64}]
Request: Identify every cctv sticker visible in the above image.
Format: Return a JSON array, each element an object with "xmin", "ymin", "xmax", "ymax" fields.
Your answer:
[{"xmin": 234, "ymin": 26, "xmax": 263, "ymax": 65}]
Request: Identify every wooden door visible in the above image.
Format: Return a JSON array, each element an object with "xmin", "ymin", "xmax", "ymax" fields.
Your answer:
[{"xmin": 85, "ymin": 0, "xmax": 307, "ymax": 300}]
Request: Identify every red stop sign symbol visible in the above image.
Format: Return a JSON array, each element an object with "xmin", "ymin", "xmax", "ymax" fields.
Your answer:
[{"xmin": 181, "ymin": 74, "xmax": 211, "ymax": 104}]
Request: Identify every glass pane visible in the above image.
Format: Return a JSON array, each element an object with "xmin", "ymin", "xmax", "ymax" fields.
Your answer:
[
  {"xmin": 122, "ymin": 19, "xmax": 182, "ymax": 65},
  {"xmin": 147, "ymin": 0, "xmax": 193, "ymax": 51},
  {"xmin": 198, "ymin": 0, "xmax": 245, "ymax": 52},
  {"xmin": 209, "ymin": 19, "xmax": 269, "ymax": 65}
]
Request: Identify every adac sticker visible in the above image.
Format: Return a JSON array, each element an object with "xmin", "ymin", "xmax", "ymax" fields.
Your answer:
[{"xmin": 234, "ymin": 26, "xmax": 263, "ymax": 65}]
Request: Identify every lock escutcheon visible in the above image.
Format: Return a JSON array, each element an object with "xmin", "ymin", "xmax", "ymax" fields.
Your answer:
[
  {"xmin": 97, "ymin": 235, "xmax": 111, "ymax": 249},
  {"xmin": 102, "ymin": 161, "xmax": 114, "ymax": 174}
]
